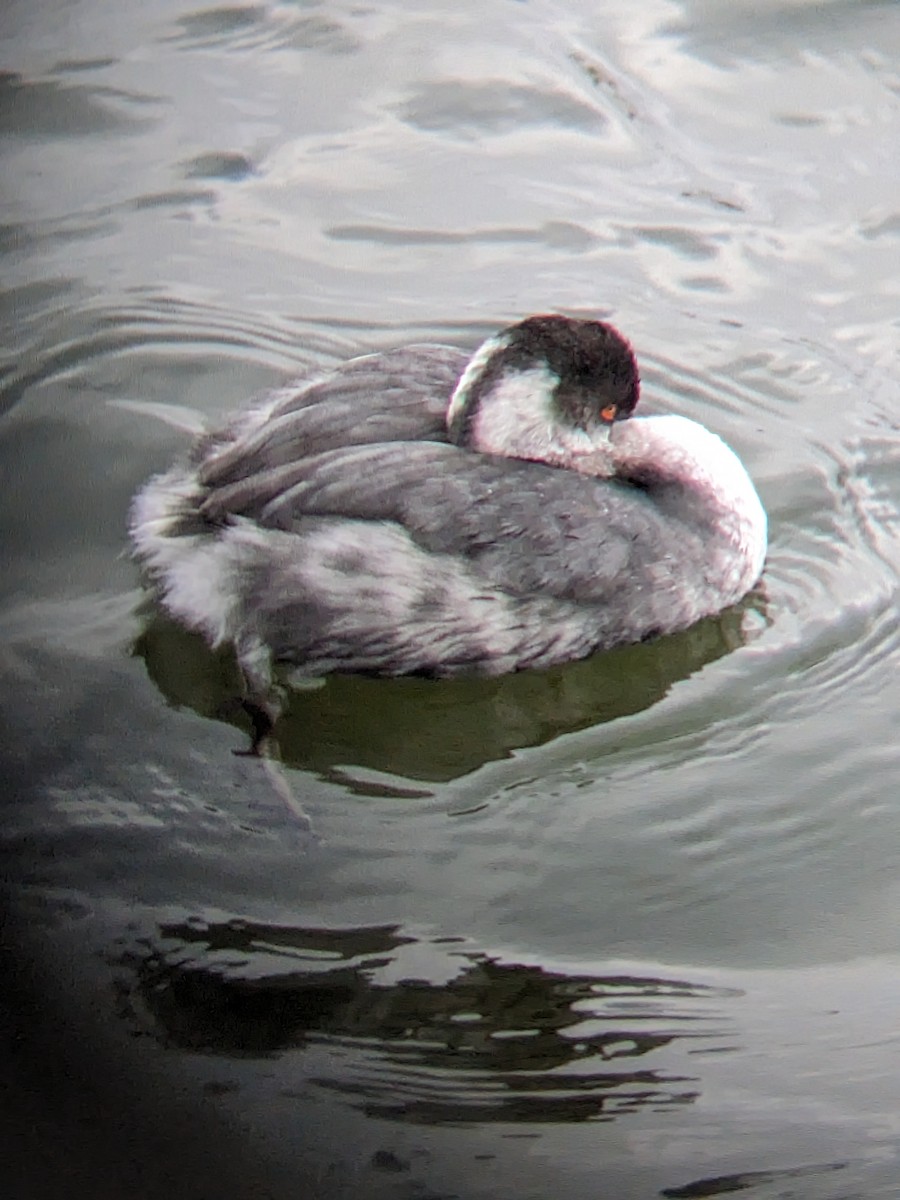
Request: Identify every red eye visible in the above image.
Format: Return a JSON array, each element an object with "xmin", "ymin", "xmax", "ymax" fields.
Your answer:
[{"xmin": 600, "ymin": 404, "xmax": 617, "ymax": 422}]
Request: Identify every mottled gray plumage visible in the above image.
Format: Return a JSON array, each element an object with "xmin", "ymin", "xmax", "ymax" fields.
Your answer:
[
  {"xmin": 130, "ymin": 316, "xmax": 766, "ymax": 746},
  {"xmin": 194, "ymin": 345, "xmax": 466, "ymax": 487}
]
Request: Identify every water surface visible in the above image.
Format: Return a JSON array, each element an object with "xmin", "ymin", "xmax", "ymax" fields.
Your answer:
[{"xmin": 3, "ymin": 1, "xmax": 900, "ymax": 1197}]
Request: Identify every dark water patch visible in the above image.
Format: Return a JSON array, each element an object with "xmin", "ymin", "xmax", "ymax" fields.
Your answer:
[
  {"xmin": 680, "ymin": 274, "xmax": 729, "ymax": 293},
  {"xmin": 859, "ymin": 212, "xmax": 900, "ymax": 239},
  {"xmin": 665, "ymin": 0, "xmax": 900, "ymax": 67},
  {"xmin": 0, "ymin": 222, "xmax": 27, "ymax": 255},
  {"xmin": 319, "ymin": 769, "xmax": 434, "ymax": 801},
  {"xmin": 395, "ymin": 79, "xmax": 607, "ymax": 138},
  {"xmin": 276, "ymin": 12, "xmax": 362, "ymax": 55},
  {"xmin": 635, "ymin": 226, "xmax": 719, "ymax": 261},
  {"xmin": 327, "ymin": 219, "xmax": 598, "ymax": 252},
  {"xmin": 370, "ymin": 1149, "xmax": 409, "ymax": 1173},
  {"xmin": 773, "ymin": 111, "xmax": 828, "ymax": 128},
  {"xmin": 0, "ymin": 276, "xmax": 79, "ymax": 332},
  {"xmin": 168, "ymin": 4, "xmax": 266, "ymax": 41},
  {"xmin": 662, "ymin": 1159, "xmax": 848, "ymax": 1198},
  {"xmin": 0, "ymin": 71, "xmax": 158, "ymax": 139},
  {"xmin": 51, "ymin": 58, "xmax": 119, "ymax": 74},
  {"xmin": 182, "ymin": 150, "xmax": 256, "ymax": 181},
  {"xmin": 0, "ymin": 214, "xmax": 117, "ymax": 264},
  {"xmin": 130, "ymin": 187, "xmax": 218, "ymax": 210},
  {"xmin": 165, "ymin": 4, "xmax": 360, "ymax": 55},
  {"xmin": 0, "ymin": 906, "xmax": 312, "ymax": 1200}
]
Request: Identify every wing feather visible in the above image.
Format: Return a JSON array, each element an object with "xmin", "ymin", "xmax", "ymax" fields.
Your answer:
[
  {"xmin": 197, "ymin": 346, "xmax": 466, "ymax": 488},
  {"xmin": 200, "ymin": 439, "xmax": 686, "ymax": 606}
]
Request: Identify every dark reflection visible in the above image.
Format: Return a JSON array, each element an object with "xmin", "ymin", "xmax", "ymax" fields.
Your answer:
[
  {"xmin": 114, "ymin": 918, "xmax": 740, "ymax": 1126},
  {"xmin": 166, "ymin": 5, "xmax": 361, "ymax": 55},
  {"xmin": 662, "ymin": 1160, "xmax": 848, "ymax": 1198},
  {"xmin": 0, "ymin": 71, "xmax": 155, "ymax": 139},
  {"xmin": 168, "ymin": 5, "xmax": 265, "ymax": 42},
  {"xmin": 135, "ymin": 599, "xmax": 760, "ymax": 782},
  {"xmin": 664, "ymin": 0, "xmax": 894, "ymax": 68},
  {"xmin": 396, "ymin": 79, "xmax": 606, "ymax": 137},
  {"xmin": 327, "ymin": 220, "xmax": 598, "ymax": 252},
  {"xmin": 182, "ymin": 151, "xmax": 255, "ymax": 182}
]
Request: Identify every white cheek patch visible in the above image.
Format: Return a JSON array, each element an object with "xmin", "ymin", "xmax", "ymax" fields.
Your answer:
[{"xmin": 466, "ymin": 365, "xmax": 562, "ymax": 460}]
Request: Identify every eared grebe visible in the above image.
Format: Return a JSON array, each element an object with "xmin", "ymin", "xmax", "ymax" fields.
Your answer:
[{"xmin": 130, "ymin": 315, "xmax": 767, "ymax": 749}]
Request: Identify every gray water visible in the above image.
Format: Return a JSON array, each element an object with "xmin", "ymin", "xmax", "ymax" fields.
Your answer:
[{"xmin": 3, "ymin": 1, "xmax": 900, "ymax": 1197}]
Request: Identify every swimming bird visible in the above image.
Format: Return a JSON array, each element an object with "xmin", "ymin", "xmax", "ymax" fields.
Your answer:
[{"xmin": 130, "ymin": 314, "xmax": 766, "ymax": 750}]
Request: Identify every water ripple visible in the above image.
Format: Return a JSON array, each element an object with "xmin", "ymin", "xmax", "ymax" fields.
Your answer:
[
  {"xmin": 164, "ymin": 5, "xmax": 361, "ymax": 56},
  {"xmin": 395, "ymin": 79, "xmax": 607, "ymax": 139},
  {"xmin": 0, "ymin": 70, "xmax": 158, "ymax": 138},
  {"xmin": 0, "ymin": 292, "xmax": 360, "ymax": 417},
  {"xmin": 113, "ymin": 915, "xmax": 736, "ymax": 1126}
]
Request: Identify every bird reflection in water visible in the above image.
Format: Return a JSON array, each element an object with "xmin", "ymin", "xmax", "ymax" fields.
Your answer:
[
  {"xmin": 113, "ymin": 917, "xmax": 741, "ymax": 1126},
  {"xmin": 134, "ymin": 595, "xmax": 763, "ymax": 784}
]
